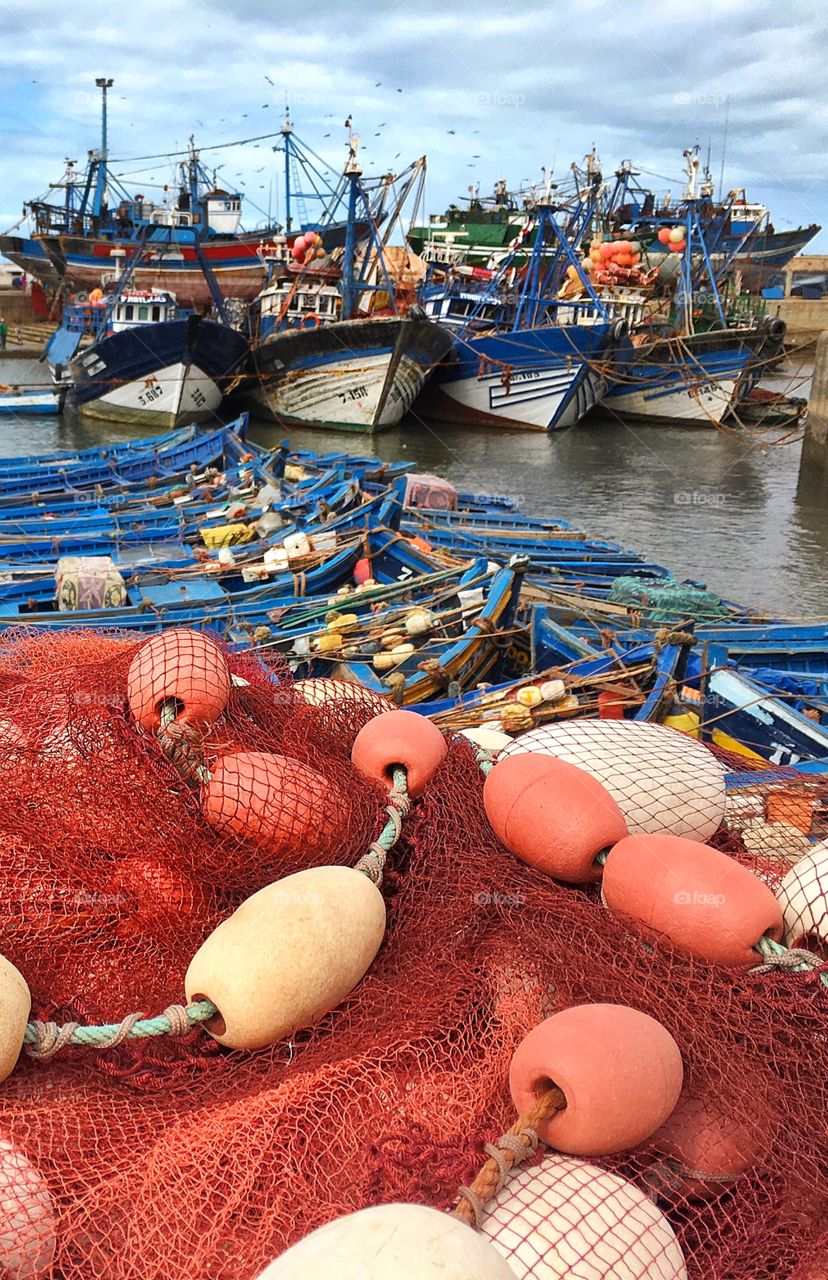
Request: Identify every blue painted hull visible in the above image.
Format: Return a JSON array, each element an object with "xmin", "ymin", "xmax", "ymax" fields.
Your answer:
[
  {"xmin": 422, "ymin": 323, "xmax": 617, "ymax": 431},
  {"xmin": 66, "ymin": 317, "xmax": 249, "ymax": 428}
]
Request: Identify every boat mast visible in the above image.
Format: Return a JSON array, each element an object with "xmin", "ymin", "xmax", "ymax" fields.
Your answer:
[
  {"xmin": 281, "ymin": 108, "xmax": 293, "ymax": 232},
  {"xmin": 340, "ymin": 131, "xmax": 362, "ymax": 321},
  {"xmin": 92, "ymin": 77, "xmax": 113, "ymax": 221}
]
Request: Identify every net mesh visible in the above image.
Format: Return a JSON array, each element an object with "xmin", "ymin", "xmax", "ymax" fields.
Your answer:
[{"xmin": 0, "ymin": 629, "xmax": 823, "ymax": 1279}]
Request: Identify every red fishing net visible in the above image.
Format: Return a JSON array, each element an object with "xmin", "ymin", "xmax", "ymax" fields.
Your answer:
[{"xmin": 0, "ymin": 628, "xmax": 823, "ymax": 1279}]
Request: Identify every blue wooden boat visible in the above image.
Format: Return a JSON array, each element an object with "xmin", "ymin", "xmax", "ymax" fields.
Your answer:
[
  {"xmin": 0, "ymin": 386, "xmax": 60, "ymax": 415},
  {"xmin": 421, "ymin": 193, "xmax": 624, "ymax": 431}
]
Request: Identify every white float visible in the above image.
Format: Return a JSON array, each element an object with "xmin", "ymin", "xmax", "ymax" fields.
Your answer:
[
  {"xmin": 481, "ymin": 1154, "xmax": 687, "ymax": 1279},
  {"xmin": 776, "ymin": 840, "xmax": 828, "ymax": 949},
  {"xmin": 292, "ymin": 678, "xmax": 393, "ymax": 719},
  {"xmin": 257, "ymin": 1203, "xmax": 517, "ymax": 1278},
  {"xmin": 0, "ymin": 1139, "xmax": 56, "ymax": 1280},
  {"xmin": 500, "ymin": 719, "xmax": 726, "ymax": 841},
  {"xmin": 459, "ymin": 726, "xmax": 513, "ymax": 753}
]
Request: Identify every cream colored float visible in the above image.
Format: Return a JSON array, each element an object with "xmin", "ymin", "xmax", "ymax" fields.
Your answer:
[
  {"xmin": 185, "ymin": 866, "xmax": 386, "ymax": 1049},
  {"xmin": 776, "ymin": 840, "xmax": 828, "ymax": 949},
  {"xmin": 500, "ymin": 719, "xmax": 726, "ymax": 841},
  {"xmin": 0, "ymin": 1138, "xmax": 56, "ymax": 1280},
  {"xmin": 459, "ymin": 726, "xmax": 514, "ymax": 753},
  {"xmin": 481, "ymin": 1154, "xmax": 686, "ymax": 1279},
  {"xmin": 0, "ymin": 956, "xmax": 29, "ymax": 1085},
  {"xmin": 256, "ymin": 1203, "xmax": 518, "ymax": 1279}
]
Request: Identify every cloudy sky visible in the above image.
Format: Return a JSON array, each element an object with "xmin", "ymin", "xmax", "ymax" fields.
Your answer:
[{"xmin": 1, "ymin": 0, "xmax": 826, "ymax": 248}]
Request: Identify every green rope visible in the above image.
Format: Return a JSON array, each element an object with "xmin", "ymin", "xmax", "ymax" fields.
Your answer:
[
  {"xmin": 25, "ymin": 1000, "xmax": 217, "ymax": 1059},
  {"xmin": 355, "ymin": 766, "xmax": 410, "ymax": 884}
]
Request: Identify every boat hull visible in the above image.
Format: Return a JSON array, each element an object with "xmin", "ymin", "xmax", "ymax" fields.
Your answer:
[
  {"xmin": 253, "ymin": 315, "xmax": 453, "ymax": 432},
  {"xmin": 66, "ymin": 316, "xmax": 249, "ymax": 429},
  {"xmin": 420, "ymin": 324, "xmax": 616, "ymax": 431},
  {"xmin": 605, "ymin": 326, "xmax": 781, "ymax": 426}
]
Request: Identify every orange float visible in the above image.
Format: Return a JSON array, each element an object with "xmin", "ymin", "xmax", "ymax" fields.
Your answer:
[
  {"xmin": 126, "ymin": 629, "xmax": 231, "ymax": 733},
  {"xmin": 353, "ymin": 557, "xmax": 372, "ymax": 585},
  {"xmin": 483, "ymin": 753, "xmax": 628, "ymax": 883},
  {"xmin": 509, "ymin": 1003, "xmax": 683, "ymax": 1156},
  {"xmin": 602, "ymin": 833, "xmax": 783, "ymax": 966},
  {"xmin": 202, "ymin": 751, "xmax": 345, "ymax": 858},
  {"xmin": 351, "ymin": 710, "xmax": 446, "ymax": 796},
  {"xmin": 647, "ymin": 1089, "xmax": 766, "ymax": 1202}
]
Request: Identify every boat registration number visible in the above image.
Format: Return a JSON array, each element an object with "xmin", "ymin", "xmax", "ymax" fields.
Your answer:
[
  {"xmin": 138, "ymin": 384, "xmax": 164, "ymax": 407},
  {"xmin": 338, "ymin": 384, "xmax": 368, "ymax": 405}
]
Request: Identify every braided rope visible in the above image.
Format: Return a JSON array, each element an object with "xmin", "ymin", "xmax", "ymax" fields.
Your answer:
[
  {"xmin": 354, "ymin": 766, "xmax": 411, "ymax": 885},
  {"xmin": 452, "ymin": 1088, "xmax": 561, "ymax": 1228},
  {"xmin": 156, "ymin": 699, "xmax": 213, "ymax": 784},
  {"xmin": 24, "ymin": 1000, "xmax": 217, "ymax": 1059},
  {"xmin": 752, "ymin": 935, "xmax": 828, "ymax": 986}
]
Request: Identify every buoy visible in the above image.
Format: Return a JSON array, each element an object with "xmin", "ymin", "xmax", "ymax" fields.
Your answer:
[
  {"xmin": 352, "ymin": 710, "xmax": 446, "ymax": 796},
  {"xmin": 0, "ymin": 956, "xmax": 29, "ymax": 1086},
  {"xmin": 0, "ymin": 1139, "xmax": 56, "ymax": 1279},
  {"xmin": 284, "ymin": 531, "xmax": 311, "ymax": 559},
  {"xmin": 202, "ymin": 751, "xmax": 346, "ymax": 860},
  {"xmin": 404, "ymin": 608, "xmax": 435, "ymax": 637},
  {"xmin": 669, "ymin": 226, "xmax": 685, "ymax": 244},
  {"xmin": 776, "ymin": 841, "xmax": 828, "ymax": 952},
  {"xmin": 292, "ymin": 679, "xmax": 393, "ymax": 719},
  {"xmin": 515, "ymin": 685, "xmax": 543, "ymax": 708},
  {"xmin": 741, "ymin": 819, "xmax": 810, "ymax": 859},
  {"xmin": 509, "ymin": 1003, "xmax": 683, "ymax": 1155},
  {"xmin": 354, "ymin": 557, "xmax": 372, "ymax": 586},
  {"xmin": 314, "ymin": 632, "xmax": 343, "ymax": 653},
  {"xmin": 328, "ymin": 612, "xmax": 359, "ymax": 633},
  {"xmin": 256, "ymin": 1203, "xmax": 516, "ymax": 1278},
  {"xmin": 498, "ymin": 703, "xmax": 535, "ymax": 733},
  {"xmin": 603, "ymin": 833, "xmax": 783, "ymax": 966},
  {"xmin": 481, "ymin": 1153, "xmax": 687, "ymax": 1278},
  {"xmin": 483, "ymin": 753, "xmax": 628, "ymax": 883},
  {"xmin": 499, "ymin": 719, "xmax": 726, "ymax": 841},
  {"xmin": 657, "ymin": 227, "xmax": 672, "ymax": 244},
  {"xmin": 185, "ymin": 865, "xmax": 386, "ymax": 1050},
  {"xmin": 647, "ymin": 1089, "xmax": 766, "ymax": 1202},
  {"xmin": 127, "ymin": 629, "xmax": 231, "ymax": 733},
  {"xmin": 458, "ymin": 726, "xmax": 513, "ymax": 753},
  {"xmin": 539, "ymin": 679, "xmax": 566, "ymax": 703}
]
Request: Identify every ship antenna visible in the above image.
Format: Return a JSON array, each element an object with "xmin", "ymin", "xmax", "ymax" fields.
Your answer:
[{"xmin": 718, "ymin": 95, "xmax": 730, "ymax": 200}]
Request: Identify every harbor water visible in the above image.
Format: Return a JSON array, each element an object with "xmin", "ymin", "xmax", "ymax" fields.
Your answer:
[{"xmin": 3, "ymin": 355, "xmax": 825, "ymax": 616}]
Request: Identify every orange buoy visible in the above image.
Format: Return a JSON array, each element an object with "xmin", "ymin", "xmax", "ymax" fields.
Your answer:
[
  {"xmin": 509, "ymin": 1003, "xmax": 683, "ymax": 1156},
  {"xmin": 354, "ymin": 557, "xmax": 372, "ymax": 586},
  {"xmin": 351, "ymin": 710, "xmax": 446, "ymax": 796},
  {"xmin": 647, "ymin": 1089, "xmax": 766, "ymax": 1202},
  {"xmin": 483, "ymin": 753, "xmax": 628, "ymax": 883},
  {"xmin": 657, "ymin": 226, "xmax": 672, "ymax": 244},
  {"xmin": 202, "ymin": 751, "xmax": 346, "ymax": 859},
  {"xmin": 602, "ymin": 833, "xmax": 783, "ymax": 967},
  {"xmin": 127, "ymin": 629, "xmax": 231, "ymax": 733}
]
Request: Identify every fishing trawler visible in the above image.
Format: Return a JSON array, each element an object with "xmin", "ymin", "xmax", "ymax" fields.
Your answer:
[
  {"xmin": 418, "ymin": 183, "xmax": 626, "ymax": 431},
  {"xmin": 47, "ymin": 248, "xmax": 248, "ymax": 427},
  {"xmin": 0, "ymin": 88, "xmax": 350, "ymax": 309},
  {"xmin": 251, "ymin": 138, "xmax": 453, "ymax": 432},
  {"xmin": 593, "ymin": 206, "xmax": 786, "ymax": 425}
]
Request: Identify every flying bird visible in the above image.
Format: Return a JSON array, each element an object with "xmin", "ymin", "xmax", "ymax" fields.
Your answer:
[
  {"xmin": 396, "ymin": 88, "xmax": 403, "ymax": 93},
  {"xmin": 447, "ymin": 130, "xmax": 456, "ymax": 135},
  {"xmin": 323, "ymin": 132, "xmax": 331, "ymax": 138},
  {"xmin": 375, "ymin": 81, "xmax": 382, "ymax": 86},
  {"xmin": 265, "ymin": 75, "xmax": 275, "ymax": 86}
]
